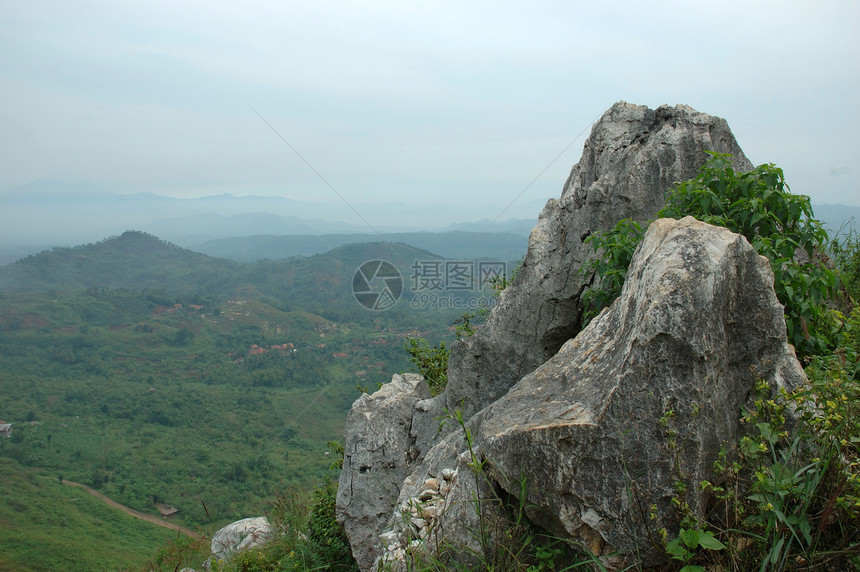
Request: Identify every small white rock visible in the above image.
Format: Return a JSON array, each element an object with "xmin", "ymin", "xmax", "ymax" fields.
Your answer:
[
  {"xmin": 422, "ymin": 505, "xmax": 441, "ymax": 518},
  {"xmin": 380, "ymin": 530, "xmax": 400, "ymax": 544},
  {"xmin": 422, "ymin": 478, "xmax": 440, "ymax": 492}
]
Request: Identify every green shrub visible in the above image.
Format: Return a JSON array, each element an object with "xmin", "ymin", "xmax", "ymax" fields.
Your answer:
[
  {"xmin": 693, "ymin": 344, "xmax": 860, "ymax": 571},
  {"xmin": 404, "ymin": 337, "xmax": 450, "ymax": 396},
  {"xmin": 582, "ymin": 153, "xmax": 839, "ymax": 358},
  {"xmin": 306, "ymin": 476, "xmax": 356, "ymax": 569},
  {"xmin": 830, "ymin": 226, "xmax": 860, "ymax": 302},
  {"xmin": 404, "ymin": 312, "xmax": 482, "ymax": 397},
  {"xmin": 580, "ymin": 218, "xmax": 645, "ymax": 326},
  {"xmin": 205, "ymin": 476, "xmax": 359, "ymax": 572},
  {"xmin": 151, "ymin": 533, "xmax": 210, "ymax": 572},
  {"xmin": 657, "ymin": 153, "xmax": 837, "ymax": 356}
]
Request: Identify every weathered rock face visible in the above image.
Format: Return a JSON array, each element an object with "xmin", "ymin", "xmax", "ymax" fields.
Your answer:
[
  {"xmin": 445, "ymin": 102, "xmax": 753, "ymax": 419},
  {"xmin": 335, "ymin": 102, "xmax": 794, "ymax": 571},
  {"xmin": 360, "ymin": 217, "xmax": 804, "ymax": 570},
  {"xmin": 474, "ymin": 216, "xmax": 805, "ymax": 566},
  {"xmin": 203, "ymin": 516, "xmax": 274, "ymax": 570},
  {"xmin": 337, "ymin": 373, "xmax": 430, "ymax": 571},
  {"xmin": 373, "ymin": 430, "xmax": 487, "ymax": 571}
]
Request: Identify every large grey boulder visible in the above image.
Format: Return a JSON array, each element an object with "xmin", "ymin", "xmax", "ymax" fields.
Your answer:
[
  {"xmin": 445, "ymin": 102, "xmax": 753, "ymax": 419},
  {"xmin": 473, "ymin": 217, "xmax": 805, "ymax": 567},
  {"xmin": 337, "ymin": 373, "xmax": 431, "ymax": 570},
  {"xmin": 203, "ymin": 516, "xmax": 274, "ymax": 570}
]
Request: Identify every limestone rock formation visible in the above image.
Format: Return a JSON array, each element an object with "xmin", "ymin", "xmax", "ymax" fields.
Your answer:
[
  {"xmin": 203, "ymin": 516, "xmax": 274, "ymax": 570},
  {"xmin": 474, "ymin": 216, "xmax": 805, "ymax": 566},
  {"xmin": 364, "ymin": 217, "xmax": 804, "ymax": 569},
  {"xmin": 336, "ymin": 373, "xmax": 430, "ymax": 571},
  {"xmin": 335, "ymin": 102, "xmax": 796, "ymax": 570},
  {"xmin": 446, "ymin": 101, "xmax": 753, "ymax": 419}
]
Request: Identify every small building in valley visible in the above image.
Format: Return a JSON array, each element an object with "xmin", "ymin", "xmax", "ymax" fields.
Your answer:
[{"xmin": 156, "ymin": 503, "xmax": 179, "ymax": 518}]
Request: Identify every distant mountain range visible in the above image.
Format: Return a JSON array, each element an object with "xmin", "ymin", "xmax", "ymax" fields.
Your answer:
[
  {"xmin": 190, "ymin": 231, "xmax": 527, "ymax": 263},
  {"xmin": 1, "ymin": 180, "xmax": 855, "ymax": 267},
  {"xmin": 0, "ymin": 179, "xmax": 543, "ymax": 250},
  {"xmin": 0, "ymin": 180, "xmax": 541, "ymax": 264}
]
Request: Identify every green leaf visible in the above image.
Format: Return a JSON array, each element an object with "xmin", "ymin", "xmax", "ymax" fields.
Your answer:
[
  {"xmin": 681, "ymin": 527, "xmax": 700, "ymax": 549},
  {"xmin": 757, "ymin": 421, "xmax": 776, "ymax": 443},
  {"xmin": 696, "ymin": 531, "xmax": 726, "ymax": 551},
  {"xmin": 666, "ymin": 538, "xmax": 690, "ymax": 560},
  {"xmin": 769, "ymin": 536, "xmax": 785, "ymax": 564}
]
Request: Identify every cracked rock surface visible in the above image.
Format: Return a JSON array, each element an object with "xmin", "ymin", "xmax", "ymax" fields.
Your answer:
[
  {"xmin": 335, "ymin": 102, "xmax": 797, "ymax": 571},
  {"xmin": 445, "ymin": 101, "xmax": 753, "ymax": 420},
  {"xmin": 336, "ymin": 373, "xmax": 430, "ymax": 571},
  {"xmin": 473, "ymin": 216, "xmax": 804, "ymax": 567}
]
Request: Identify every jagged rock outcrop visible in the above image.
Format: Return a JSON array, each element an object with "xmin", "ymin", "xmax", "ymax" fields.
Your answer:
[
  {"xmin": 337, "ymin": 373, "xmax": 430, "ymax": 571},
  {"xmin": 446, "ymin": 102, "xmax": 753, "ymax": 419},
  {"xmin": 473, "ymin": 216, "xmax": 805, "ymax": 566},
  {"xmin": 202, "ymin": 516, "xmax": 274, "ymax": 570},
  {"xmin": 336, "ymin": 102, "xmax": 792, "ymax": 570},
  {"xmin": 366, "ymin": 217, "xmax": 805, "ymax": 569}
]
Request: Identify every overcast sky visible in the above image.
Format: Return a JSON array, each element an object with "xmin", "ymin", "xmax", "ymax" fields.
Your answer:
[{"xmin": 1, "ymin": 0, "xmax": 858, "ymax": 226}]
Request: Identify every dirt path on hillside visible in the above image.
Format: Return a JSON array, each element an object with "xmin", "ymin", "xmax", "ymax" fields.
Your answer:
[{"xmin": 60, "ymin": 479, "xmax": 202, "ymax": 539}]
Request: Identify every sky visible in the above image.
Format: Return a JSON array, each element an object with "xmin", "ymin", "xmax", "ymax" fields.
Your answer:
[{"xmin": 1, "ymin": 0, "xmax": 858, "ymax": 230}]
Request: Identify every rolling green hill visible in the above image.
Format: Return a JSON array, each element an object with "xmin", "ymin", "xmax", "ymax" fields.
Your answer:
[
  {"xmin": 0, "ymin": 231, "xmax": 466, "ymax": 320},
  {"xmin": 0, "ymin": 231, "xmax": 480, "ymax": 570},
  {"xmin": 0, "ymin": 287, "xmax": 392, "ymax": 527},
  {"xmin": 0, "ymin": 230, "xmax": 497, "ymax": 330},
  {"xmin": 190, "ymin": 230, "xmax": 528, "ymax": 263},
  {"xmin": 0, "ymin": 231, "xmax": 240, "ymax": 296}
]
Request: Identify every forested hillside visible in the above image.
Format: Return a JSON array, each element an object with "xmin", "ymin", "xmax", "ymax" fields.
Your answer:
[{"xmin": 0, "ymin": 232, "xmax": 478, "ymax": 570}]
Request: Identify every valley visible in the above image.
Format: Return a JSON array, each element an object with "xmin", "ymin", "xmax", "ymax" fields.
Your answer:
[{"xmin": 0, "ymin": 231, "xmax": 497, "ymax": 570}]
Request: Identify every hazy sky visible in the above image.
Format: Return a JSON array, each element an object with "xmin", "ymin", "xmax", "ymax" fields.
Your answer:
[{"xmin": 1, "ymin": 0, "xmax": 858, "ymax": 225}]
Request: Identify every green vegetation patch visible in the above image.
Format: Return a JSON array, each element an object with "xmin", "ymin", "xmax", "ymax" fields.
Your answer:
[
  {"xmin": 0, "ymin": 286, "xmax": 420, "ymax": 536},
  {"xmin": 0, "ymin": 457, "xmax": 175, "ymax": 572}
]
